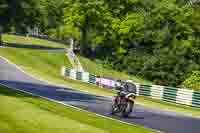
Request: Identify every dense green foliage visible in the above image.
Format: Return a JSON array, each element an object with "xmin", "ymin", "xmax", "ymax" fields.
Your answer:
[
  {"xmin": 0, "ymin": 0, "xmax": 64, "ymax": 33},
  {"xmin": 63, "ymin": 0, "xmax": 200, "ymax": 88},
  {"xmin": 182, "ymin": 71, "xmax": 200, "ymax": 90},
  {"xmin": 0, "ymin": 0, "xmax": 199, "ymax": 88}
]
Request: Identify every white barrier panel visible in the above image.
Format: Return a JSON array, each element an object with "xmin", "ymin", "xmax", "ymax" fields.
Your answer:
[
  {"xmin": 134, "ymin": 82, "xmax": 140, "ymax": 96},
  {"xmin": 70, "ymin": 69, "xmax": 76, "ymax": 80},
  {"xmin": 176, "ymin": 89, "xmax": 194, "ymax": 105},
  {"xmin": 82, "ymin": 72, "xmax": 90, "ymax": 83},
  {"xmin": 151, "ymin": 85, "xmax": 164, "ymax": 100},
  {"xmin": 61, "ymin": 66, "xmax": 66, "ymax": 76}
]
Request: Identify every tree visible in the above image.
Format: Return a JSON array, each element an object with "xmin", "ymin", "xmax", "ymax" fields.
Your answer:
[
  {"xmin": 64, "ymin": 0, "xmax": 112, "ymax": 55},
  {"xmin": 41, "ymin": 0, "xmax": 65, "ymax": 37},
  {"xmin": 0, "ymin": 0, "xmax": 8, "ymax": 45},
  {"xmin": 0, "ymin": 0, "xmax": 50, "ymax": 34}
]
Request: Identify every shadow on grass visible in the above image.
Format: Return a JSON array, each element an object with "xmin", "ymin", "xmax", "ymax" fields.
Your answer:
[
  {"xmin": 0, "ymin": 84, "xmax": 36, "ymax": 98},
  {"xmin": 3, "ymin": 42, "xmax": 65, "ymax": 51}
]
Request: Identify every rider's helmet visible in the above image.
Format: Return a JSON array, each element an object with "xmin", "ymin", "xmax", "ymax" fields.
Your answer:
[{"xmin": 125, "ymin": 80, "xmax": 133, "ymax": 83}]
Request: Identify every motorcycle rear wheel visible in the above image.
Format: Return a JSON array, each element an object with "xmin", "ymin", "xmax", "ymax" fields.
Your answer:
[{"xmin": 121, "ymin": 101, "xmax": 134, "ymax": 117}]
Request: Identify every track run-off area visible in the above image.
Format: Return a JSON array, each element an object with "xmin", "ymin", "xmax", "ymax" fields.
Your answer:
[{"xmin": 0, "ymin": 57, "xmax": 200, "ymax": 133}]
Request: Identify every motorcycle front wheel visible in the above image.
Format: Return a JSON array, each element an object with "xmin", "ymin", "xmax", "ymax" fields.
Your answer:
[{"xmin": 111, "ymin": 102, "xmax": 120, "ymax": 115}]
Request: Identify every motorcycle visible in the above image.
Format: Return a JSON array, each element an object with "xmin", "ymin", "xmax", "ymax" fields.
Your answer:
[{"xmin": 111, "ymin": 92, "xmax": 136, "ymax": 117}]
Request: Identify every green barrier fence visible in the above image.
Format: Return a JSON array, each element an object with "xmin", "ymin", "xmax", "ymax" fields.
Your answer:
[
  {"xmin": 76, "ymin": 71, "xmax": 82, "ymax": 80},
  {"xmin": 61, "ymin": 67, "xmax": 200, "ymax": 108},
  {"xmin": 89, "ymin": 74, "xmax": 96, "ymax": 84},
  {"xmin": 163, "ymin": 87, "xmax": 177, "ymax": 103},
  {"xmin": 65, "ymin": 69, "xmax": 70, "ymax": 76},
  {"xmin": 139, "ymin": 85, "xmax": 151, "ymax": 96},
  {"xmin": 192, "ymin": 91, "xmax": 200, "ymax": 107}
]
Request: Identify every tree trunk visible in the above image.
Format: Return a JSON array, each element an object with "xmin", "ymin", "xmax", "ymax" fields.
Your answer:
[
  {"xmin": 80, "ymin": 27, "xmax": 87, "ymax": 55},
  {"xmin": 80, "ymin": 14, "xmax": 89, "ymax": 56},
  {"xmin": 0, "ymin": 32, "xmax": 2, "ymax": 46},
  {"xmin": 56, "ymin": 26, "xmax": 61, "ymax": 39}
]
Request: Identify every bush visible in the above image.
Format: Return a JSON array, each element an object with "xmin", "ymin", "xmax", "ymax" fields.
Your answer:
[{"xmin": 182, "ymin": 71, "xmax": 200, "ymax": 91}]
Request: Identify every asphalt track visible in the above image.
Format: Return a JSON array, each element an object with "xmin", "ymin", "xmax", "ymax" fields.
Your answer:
[{"xmin": 0, "ymin": 57, "xmax": 200, "ymax": 133}]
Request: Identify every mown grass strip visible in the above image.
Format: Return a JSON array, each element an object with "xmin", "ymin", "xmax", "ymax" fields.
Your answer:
[{"xmin": 2, "ymin": 34, "xmax": 66, "ymax": 48}]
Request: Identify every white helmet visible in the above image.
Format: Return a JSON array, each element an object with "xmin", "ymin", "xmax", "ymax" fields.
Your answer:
[{"xmin": 125, "ymin": 80, "xmax": 133, "ymax": 83}]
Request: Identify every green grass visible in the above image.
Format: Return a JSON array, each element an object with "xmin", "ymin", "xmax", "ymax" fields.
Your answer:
[
  {"xmin": 2, "ymin": 34, "xmax": 66, "ymax": 48},
  {"xmin": 0, "ymin": 47, "xmax": 72, "ymax": 82},
  {"xmin": 0, "ymin": 47, "xmax": 114, "ymax": 96},
  {"xmin": 78, "ymin": 56, "xmax": 151, "ymax": 84},
  {"xmin": 0, "ymin": 36, "xmax": 199, "ymax": 118},
  {"xmin": 0, "ymin": 85, "xmax": 156, "ymax": 133}
]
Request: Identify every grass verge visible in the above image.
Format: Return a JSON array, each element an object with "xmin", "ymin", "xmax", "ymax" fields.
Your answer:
[
  {"xmin": 78, "ymin": 56, "xmax": 151, "ymax": 84},
  {"xmin": 0, "ymin": 85, "xmax": 156, "ymax": 133},
  {"xmin": 2, "ymin": 34, "xmax": 66, "ymax": 48},
  {"xmin": 0, "ymin": 47, "xmax": 114, "ymax": 96}
]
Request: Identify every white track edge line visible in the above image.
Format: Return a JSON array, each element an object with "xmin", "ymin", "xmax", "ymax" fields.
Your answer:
[
  {"xmin": 0, "ymin": 56, "xmax": 112, "ymax": 98},
  {"xmin": 0, "ymin": 82, "xmax": 161, "ymax": 133}
]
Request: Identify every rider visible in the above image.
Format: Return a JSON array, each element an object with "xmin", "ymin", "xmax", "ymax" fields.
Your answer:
[{"xmin": 114, "ymin": 80, "xmax": 137, "ymax": 104}]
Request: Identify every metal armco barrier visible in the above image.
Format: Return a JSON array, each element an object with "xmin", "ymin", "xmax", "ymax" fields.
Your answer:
[{"xmin": 61, "ymin": 67, "xmax": 200, "ymax": 108}]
